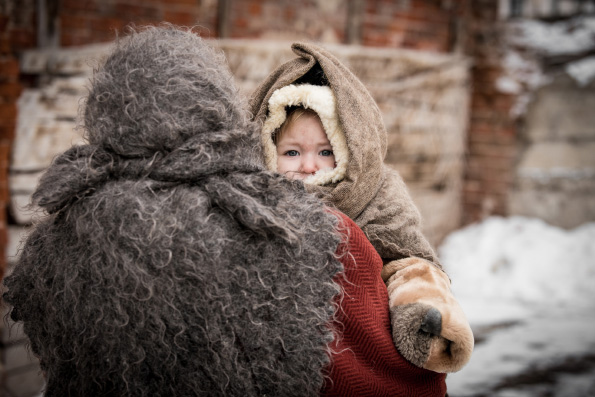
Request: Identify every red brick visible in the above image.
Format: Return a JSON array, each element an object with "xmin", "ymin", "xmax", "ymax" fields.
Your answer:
[
  {"xmin": 0, "ymin": 15, "xmax": 8, "ymax": 32},
  {"xmin": 404, "ymin": 38, "xmax": 444, "ymax": 52},
  {"xmin": 61, "ymin": 30, "xmax": 96, "ymax": 47},
  {"xmin": 470, "ymin": 92, "xmax": 493, "ymax": 109},
  {"xmin": 169, "ymin": 0, "xmax": 202, "ymax": 5},
  {"xmin": 463, "ymin": 179, "xmax": 483, "ymax": 192},
  {"xmin": 234, "ymin": 17, "xmax": 248, "ymax": 29},
  {"xmin": 0, "ymin": 140, "xmax": 10, "ymax": 159},
  {"xmin": 0, "ymin": 184, "xmax": 7, "ymax": 204},
  {"xmin": 472, "ymin": 66, "xmax": 503, "ymax": 85},
  {"xmin": 8, "ymin": 29, "xmax": 36, "ymax": 49},
  {"xmin": 163, "ymin": 10, "xmax": 198, "ymax": 26},
  {"xmin": 398, "ymin": 10, "xmax": 450, "ymax": 26},
  {"xmin": 468, "ymin": 130, "xmax": 516, "ymax": 145},
  {"xmin": 90, "ymin": 17, "xmax": 127, "ymax": 33},
  {"xmin": 0, "ymin": 103, "xmax": 16, "ymax": 120},
  {"xmin": 61, "ymin": 15, "xmax": 95, "ymax": 30},
  {"xmin": 471, "ymin": 92, "xmax": 515, "ymax": 113},
  {"xmin": 0, "ymin": 201, "xmax": 5, "ymax": 224},
  {"xmin": 469, "ymin": 111, "xmax": 513, "ymax": 129},
  {"xmin": 468, "ymin": 169, "xmax": 515, "ymax": 187},
  {"xmin": 0, "ymin": 58, "xmax": 19, "ymax": 77},
  {"xmin": 493, "ymin": 95, "xmax": 515, "ymax": 112},
  {"xmin": 0, "ymin": 226, "xmax": 7, "ymax": 251},
  {"xmin": 482, "ymin": 181, "xmax": 512, "ymax": 195},
  {"xmin": 0, "ymin": 260, "xmax": 5, "ymax": 281},
  {"xmin": 61, "ymin": 0, "xmax": 100, "ymax": 12},
  {"xmin": 0, "ymin": 124, "xmax": 16, "ymax": 140},
  {"xmin": 115, "ymin": 4, "xmax": 161, "ymax": 19},
  {"xmin": 468, "ymin": 142, "xmax": 517, "ymax": 159},
  {"xmin": 0, "ymin": 144, "xmax": 11, "ymax": 172},
  {"xmin": 0, "ymin": 227, "xmax": 7, "ymax": 248},
  {"xmin": 0, "ymin": 37, "xmax": 10, "ymax": 54},
  {"xmin": 249, "ymin": 2, "xmax": 262, "ymax": 16},
  {"xmin": 283, "ymin": 7, "xmax": 295, "ymax": 21},
  {"xmin": 0, "ymin": 82, "xmax": 22, "ymax": 101}
]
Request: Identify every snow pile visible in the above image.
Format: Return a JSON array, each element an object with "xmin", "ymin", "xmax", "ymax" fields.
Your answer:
[
  {"xmin": 500, "ymin": 16, "xmax": 595, "ymax": 114},
  {"xmin": 497, "ymin": 50, "xmax": 547, "ymax": 95},
  {"xmin": 509, "ymin": 16, "xmax": 595, "ymax": 56},
  {"xmin": 441, "ymin": 216, "xmax": 595, "ymax": 395},
  {"xmin": 497, "ymin": 50, "xmax": 546, "ymax": 116},
  {"xmin": 510, "ymin": 16, "xmax": 595, "ymax": 88},
  {"xmin": 566, "ymin": 55, "xmax": 595, "ymax": 87},
  {"xmin": 439, "ymin": 216, "xmax": 595, "ymax": 307}
]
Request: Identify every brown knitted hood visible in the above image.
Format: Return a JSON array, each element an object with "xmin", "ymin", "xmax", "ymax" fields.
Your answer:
[
  {"xmin": 250, "ymin": 42, "xmax": 386, "ymax": 220},
  {"xmin": 250, "ymin": 42, "xmax": 439, "ymax": 265}
]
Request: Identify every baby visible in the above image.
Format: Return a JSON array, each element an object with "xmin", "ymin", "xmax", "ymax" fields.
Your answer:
[
  {"xmin": 274, "ymin": 107, "xmax": 336, "ymax": 180},
  {"xmin": 251, "ymin": 43, "xmax": 474, "ymax": 373}
]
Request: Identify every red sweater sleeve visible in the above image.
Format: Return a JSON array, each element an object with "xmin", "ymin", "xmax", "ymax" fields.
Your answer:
[{"xmin": 322, "ymin": 211, "xmax": 447, "ymax": 397}]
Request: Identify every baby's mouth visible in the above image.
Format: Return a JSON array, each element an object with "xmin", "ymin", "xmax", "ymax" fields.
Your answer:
[{"xmin": 285, "ymin": 171, "xmax": 312, "ymax": 180}]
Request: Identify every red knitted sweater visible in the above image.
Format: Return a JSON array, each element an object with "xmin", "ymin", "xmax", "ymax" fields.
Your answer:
[{"xmin": 322, "ymin": 212, "xmax": 447, "ymax": 397}]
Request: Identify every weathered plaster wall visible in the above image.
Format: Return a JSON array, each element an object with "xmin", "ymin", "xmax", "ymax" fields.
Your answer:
[{"xmin": 509, "ymin": 74, "xmax": 595, "ymax": 228}]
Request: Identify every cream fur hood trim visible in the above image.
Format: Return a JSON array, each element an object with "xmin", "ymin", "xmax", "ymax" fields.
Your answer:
[{"xmin": 261, "ymin": 84, "xmax": 349, "ymax": 186}]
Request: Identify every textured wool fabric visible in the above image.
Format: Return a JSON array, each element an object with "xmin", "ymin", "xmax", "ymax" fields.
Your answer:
[
  {"xmin": 323, "ymin": 212, "xmax": 447, "ymax": 397},
  {"xmin": 2, "ymin": 26, "xmax": 344, "ymax": 396},
  {"xmin": 249, "ymin": 42, "xmax": 439, "ymax": 265}
]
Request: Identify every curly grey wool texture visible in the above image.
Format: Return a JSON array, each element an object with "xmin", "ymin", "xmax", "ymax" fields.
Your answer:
[{"xmin": 3, "ymin": 26, "xmax": 343, "ymax": 396}]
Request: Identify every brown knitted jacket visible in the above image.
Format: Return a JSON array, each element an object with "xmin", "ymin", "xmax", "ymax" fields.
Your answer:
[{"xmin": 250, "ymin": 42, "xmax": 439, "ymax": 266}]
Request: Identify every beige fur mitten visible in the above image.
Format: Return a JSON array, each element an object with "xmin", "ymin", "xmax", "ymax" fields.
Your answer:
[{"xmin": 381, "ymin": 257, "xmax": 474, "ymax": 373}]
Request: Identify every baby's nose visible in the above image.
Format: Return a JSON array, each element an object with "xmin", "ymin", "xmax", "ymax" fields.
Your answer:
[{"xmin": 301, "ymin": 155, "xmax": 318, "ymax": 174}]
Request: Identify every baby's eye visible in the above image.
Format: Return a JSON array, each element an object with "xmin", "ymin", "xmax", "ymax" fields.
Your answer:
[
  {"xmin": 320, "ymin": 150, "xmax": 334, "ymax": 157},
  {"xmin": 284, "ymin": 150, "xmax": 299, "ymax": 157}
]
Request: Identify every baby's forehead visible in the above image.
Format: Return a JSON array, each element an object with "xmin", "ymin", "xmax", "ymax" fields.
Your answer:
[
  {"xmin": 286, "ymin": 108, "xmax": 321, "ymax": 124},
  {"xmin": 274, "ymin": 108, "xmax": 331, "ymax": 148}
]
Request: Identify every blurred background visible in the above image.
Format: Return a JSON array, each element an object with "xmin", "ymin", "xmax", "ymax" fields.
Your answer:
[{"xmin": 0, "ymin": 0, "xmax": 594, "ymax": 396}]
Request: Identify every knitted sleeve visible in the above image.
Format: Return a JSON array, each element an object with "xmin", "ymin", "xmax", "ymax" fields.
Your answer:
[{"xmin": 323, "ymin": 211, "xmax": 446, "ymax": 397}]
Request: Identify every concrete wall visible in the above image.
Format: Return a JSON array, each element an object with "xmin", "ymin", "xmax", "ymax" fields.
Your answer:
[{"xmin": 509, "ymin": 74, "xmax": 595, "ymax": 228}]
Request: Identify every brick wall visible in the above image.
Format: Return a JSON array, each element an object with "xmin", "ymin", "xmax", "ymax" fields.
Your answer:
[
  {"xmin": 0, "ymin": 0, "xmax": 36, "ymax": 279},
  {"xmin": 361, "ymin": 0, "xmax": 457, "ymax": 51},
  {"xmin": 60, "ymin": 0, "xmax": 219, "ymax": 46},
  {"xmin": 222, "ymin": 0, "xmax": 466, "ymax": 51},
  {"xmin": 54, "ymin": 0, "xmax": 468, "ymax": 50},
  {"xmin": 223, "ymin": 0, "xmax": 349, "ymax": 42},
  {"xmin": 460, "ymin": 1, "xmax": 518, "ymax": 224},
  {"xmin": 2, "ymin": 1, "xmax": 510, "ymax": 269}
]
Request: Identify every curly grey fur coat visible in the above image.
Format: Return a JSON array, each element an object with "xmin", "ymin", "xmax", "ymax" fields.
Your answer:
[{"xmin": 3, "ymin": 26, "xmax": 343, "ymax": 396}]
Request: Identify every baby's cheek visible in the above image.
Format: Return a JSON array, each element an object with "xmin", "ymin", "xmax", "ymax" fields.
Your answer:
[
  {"xmin": 277, "ymin": 156, "xmax": 296, "ymax": 173},
  {"xmin": 324, "ymin": 156, "xmax": 336, "ymax": 169}
]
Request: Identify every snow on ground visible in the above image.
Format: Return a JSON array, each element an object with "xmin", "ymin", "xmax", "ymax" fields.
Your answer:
[{"xmin": 439, "ymin": 216, "xmax": 595, "ymax": 396}]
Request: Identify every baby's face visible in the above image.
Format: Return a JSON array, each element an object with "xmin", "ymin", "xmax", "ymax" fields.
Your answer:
[{"xmin": 276, "ymin": 114, "xmax": 336, "ymax": 180}]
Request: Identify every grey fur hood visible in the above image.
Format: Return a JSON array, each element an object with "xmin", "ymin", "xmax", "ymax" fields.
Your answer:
[
  {"xmin": 3, "ymin": 26, "xmax": 343, "ymax": 396},
  {"xmin": 37, "ymin": 25, "xmax": 263, "ymax": 213}
]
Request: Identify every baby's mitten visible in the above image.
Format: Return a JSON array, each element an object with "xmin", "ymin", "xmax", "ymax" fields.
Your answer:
[{"xmin": 381, "ymin": 257, "xmax": 474, "ymax": 373}]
